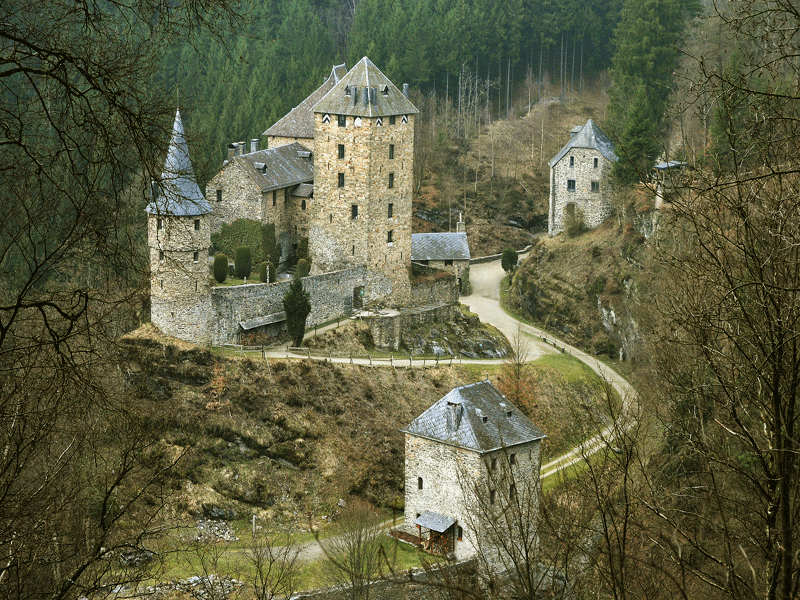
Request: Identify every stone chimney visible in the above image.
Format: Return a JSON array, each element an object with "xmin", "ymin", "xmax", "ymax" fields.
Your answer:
[
  {"xmin": 250, "ymin": 139, "xmax": 259, "ymax": 153},
  {"xmin": 446, "ymin": 401, "xmax": 463, "ymax": 432},
  {"xmin": 403, "ymin": 83, "xmax": 410, "ymax": 98},
  {"xmin": 227, "ymin": 143, "xmax": 238, "ymax": 159}
]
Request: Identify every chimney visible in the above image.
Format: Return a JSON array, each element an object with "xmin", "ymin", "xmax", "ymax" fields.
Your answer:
[
  {"xmin": 403, "ymin": 83, "xmax": 410, "ymax": 98},
  {"xmin": 227, "ymin": 143, "xmax": 237, "ymax": 159},
  {"xmin": 238, "ymin": 141, "xmax": 246, "ymax": 155},
  {"xmin": 446, "ymin": 401, "xmax": 463, "ymax": 432},
  {"xmin": 250, "ymin": 139, "xmax": 259, "ymax": 153}
]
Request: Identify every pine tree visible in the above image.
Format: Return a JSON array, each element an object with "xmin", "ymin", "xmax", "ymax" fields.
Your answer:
[{"xmin": 283, "ymin": 277, "xmax": 311, "ymax": 347}]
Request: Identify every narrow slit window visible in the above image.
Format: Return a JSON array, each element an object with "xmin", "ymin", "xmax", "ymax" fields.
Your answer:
[
  {"xmin": 193, "ymin": 251, "xmax": 199, "ymax": 262},
  {"xmin": 273, "ymin": 190, "xmax": 277, "ymax": 206},
  {"xmin": 389, "ymin": 115, "xmax": 396, "ymax": 125},
  {"xmin": 387, "ymin": 230, "xmax": 393, "ymax": 243},
  {"xmin": 338, "ymin": 114, "xmax": 346, "ymax": 127},
  {"xmin": 157, "ymin": 218, "xmax": 162, "ymax": 230},
  {"xmin": 351, "ymin": 204, "xmax": 358, "ymax": 219},
  {"xmin": 388, "ymin": 173, "xmax": 394, "ymax": 188},
  {"xmin": 216, "ymin": 189, "xmax": 222, "ymax": 202},
  {"xmin": 338, "ymin": 172, "xmax": 345, "ymax": 188},
  {"xmin": 593, "ymin": 157, "xmax": 599, "ymax": 168},
  {"xmin": 388, "ymin": 203, "xmax": 393, "ymax": 218},
  {"xmin": 338, "ymin": 144, "xmax": 345, "ymax": 159},
  {"xmin": 490, "ymin": 489, "xmax": 496, "ymax": 505},
  {"xmin": 569, "ymin": 155, "xmax": 575, "ymax": 167},
  {"xmin": 194, "ymin": 219, "xmax": 200, "ymax": 230},
  {"xmin": 418, "ymin": 477, "xmax": 423, "ymax": 490},
  {"xmin": 389, "ymin": 144, "xmax": 395, "ymax": 159}
]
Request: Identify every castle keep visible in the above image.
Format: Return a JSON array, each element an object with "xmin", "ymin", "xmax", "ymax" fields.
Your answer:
[{"xmin": 148, "ymin": 58, "xmax": 451, "ymax": 346}]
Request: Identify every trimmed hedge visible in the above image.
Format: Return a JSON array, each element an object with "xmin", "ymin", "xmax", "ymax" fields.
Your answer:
[
  {"xmin": 234, "ymin": 247, "xmax": 252, "ymax": 279},
  {"xmin": 258, "ymin": 261, "xmax": 269, "ymax": 283},
  {"xmin": 296, "ymin": 258, "xmax": 310, "ymax": 278},
  {"xmin": 214, "ymin": 254, "xmax": 228, "ymax": 283}
]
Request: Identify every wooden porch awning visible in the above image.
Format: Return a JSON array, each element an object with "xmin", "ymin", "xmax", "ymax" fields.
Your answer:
[
  {"xmin": 414, "ymin": 511, "xmax": 455, "ymax": 533},
  {"xmin": 240, "ymin": 311, "xmax": 286, "ymax": 330}
]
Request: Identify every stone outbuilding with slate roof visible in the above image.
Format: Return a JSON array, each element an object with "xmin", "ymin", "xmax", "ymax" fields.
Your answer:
[
  {"xmin": 411, "ymin": 232, "xmax": 471, "ymax": 294},
  {"xmin": 147, "ymin": 109, "xmax": 214, "ymax": 344},
  {"xmin": 402, "ymin": 381, "xmax": 546, "ymax": 561},
  {"xmin": 548, "ymin": 119, "xmax": 618, "ymax": 235}
]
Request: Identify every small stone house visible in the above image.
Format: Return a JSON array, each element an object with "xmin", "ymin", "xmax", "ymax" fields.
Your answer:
[
  {"xmin": 411, "ymin": 232, "xmax": 471, "ymax": 294},
  {"xmin": 548, "ymin": 119, "xmax": 617, "ymax": 235},
  {"xmin": 402, "ymin": 381, "xmax": 546, "ymax": 562},
  {"xmin": 652, "ymin": 160, "xmax": 689, "ymax": 209}
]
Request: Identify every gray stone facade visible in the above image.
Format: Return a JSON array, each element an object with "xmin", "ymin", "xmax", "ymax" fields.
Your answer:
[
  {"xmin": 402, "ymin": 382, "xmax": 545, "ymax": 563},
  {"xmin": 548, "ymin": 119, "xmax": 617, "ymax": 236}
]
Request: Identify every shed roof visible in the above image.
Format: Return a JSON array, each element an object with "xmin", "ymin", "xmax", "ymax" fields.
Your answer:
[
  {"xmin": 263, "ymin": 64, "xmax": 347, "ymax": 139},
  {"xmin": 146, "ymin": 109, "xmax": 212, "ymax": 217},
  {"xmin": 240, "ymin": 312, "xmax": 286, "ymax": 331},
  {"xmin": 402, "ymin": 381, "xmax": 546, "ymax": 453},
  {"xmin": 313, "ymin": 57, "xmax": 419, "ymax": 118},
  {"xmin": 228, "ymin": 142, "xmax": 313, "ymax": 193},
  {"xmin": 415, "ymin": 511, "xmax": 456, "ymax": 533},
  {"xmin": 291, "ymin": 183, "xmax": 314, "ymax": 197},
  {"xmin": 549, "ymin": 119, "xmax": 617, "ymax": 167},
  {"xmin": 411, "ymin": 232, "xmax": 471, "ymax": 262}
]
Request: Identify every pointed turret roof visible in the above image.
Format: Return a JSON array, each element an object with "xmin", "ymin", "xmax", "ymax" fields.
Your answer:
[
  {"xmin": 146, "ymin": 109, "xmax": 212, "ymax": 217},
  {"xmin": 312, "ymin": 57, "xmax": 419, "ymax": 118},
  {"xmin": 402, "ymin": 381, "xmax": 546, "ymax": 453},
  {"xmin": 549, "ymin": 119, "xmax": 618, "ymax": 167}
]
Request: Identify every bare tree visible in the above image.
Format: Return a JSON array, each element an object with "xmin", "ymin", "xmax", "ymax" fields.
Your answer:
[
  {"xmin": 247, "ymin": 532, "xmax": 301, "ymax": 600},
  {"xmin": 319, "ymin": 498, "xmax": 386, "ymax": 600}
]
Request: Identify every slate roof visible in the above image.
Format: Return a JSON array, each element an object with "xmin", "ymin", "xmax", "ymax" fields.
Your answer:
[
  {"xmin": 653, "ymin": 160, "xmax": 687, "ymax": 170},
  {"xmin": 263, "ymin": 64, "xmax": 347, "ymax": 139},
  {"xmin": 291, "ymin": 183, "xmax": 314, "ymax": 197},
  {"xmin": 229, "ymin": 142, "xmax": 313, "ymax": 193},
  {"xmin": 313, "ymin": 57, "xmax": 419, "ymax": 118},
  {"xmin": 415, "ymin": 511, "xmax": 456, "ymax": 533},
  {"xmin": 411, "ymin": 232, "xmax": 471, "ymax": 262},
  {"xmin": 549, "ymin": 119, "xmax": 618, "ymax": 168},
  {"xmin": 402, "ymin": 381, "xmax": 546, "ymax": 453},
  {"xmin": 146, "ymin": 110, "xmax": 212, "ymax": 217}
]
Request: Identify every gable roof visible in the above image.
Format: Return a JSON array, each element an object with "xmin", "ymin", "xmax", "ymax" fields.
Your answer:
[
  {"xmin": 549, "ymin": 119, "xmax": 618, "ymax": 167},
  {"xmin": 402, "ymin": 381, "xmax": 545, "ymax": 453},
  {"xmin": 411, "ymin": 232, "xmax": 471, "ymax": 261},
  {"xmin": 263, "ymin": 63, "xmax": 347, "ymax": 139},
  {"xmin": 228, "ymin": 142, "xmax": 313, "ymax": 193},
  {"xmin": 147, "ymin": 109, "xmax": 212, "ymax": 217},
  {"xmin": 313, "ymin": 57, "xmax": 419, "ymax": 118}
]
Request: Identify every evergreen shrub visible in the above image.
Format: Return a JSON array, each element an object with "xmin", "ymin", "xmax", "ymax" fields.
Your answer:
[
  {"xmin": 234, "ymin": 247, "xmax": 252, "ymax": 278},
  {"xmin": 296, "ymin": 258, "xmax": 310, "ymax": 278},
  {"xmin": 214, "ymin": 254, "xmax": 228, "ymax": 283},
  {"xmin": 258, "ymin": 261, "xmax": 269, "ymax": 283}
]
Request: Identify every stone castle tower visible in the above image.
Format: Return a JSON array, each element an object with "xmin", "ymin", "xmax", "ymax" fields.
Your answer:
[
  {"xmin": 309, "ymin": 57, "xmax": 418, "ymax": 306},
  {"xmin": 147, "ymin": 109, "xmax": 213, "ymax": 344}
]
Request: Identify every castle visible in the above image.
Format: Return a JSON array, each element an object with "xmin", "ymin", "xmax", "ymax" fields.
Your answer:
[{"xmin": 148, "ymin": 58, "xmax": 459, "ymax": 346}]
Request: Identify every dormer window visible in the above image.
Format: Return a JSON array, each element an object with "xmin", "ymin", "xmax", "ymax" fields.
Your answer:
[
  {"xmin": 381, "ymin": 84, "xmax": 389, "ymax": 96},
  {"xmin": 345, "ymin": 85, "xmax": 351, "ymax": 96},
  {"xmin": 482, "ymin": 416, "xmax": 488, "ymax": 423}
]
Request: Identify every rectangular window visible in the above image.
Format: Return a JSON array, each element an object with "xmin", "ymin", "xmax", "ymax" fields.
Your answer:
[
  {"xmin": 157, "ymin": 218, "xmax": 162, "ymax": 230},
  {"xmin": 593, "ymin": 157, "xmax": 599, "ymax": 168},
  {"xmin": 591, "ymin": 181, "xmax": 600, "ymax": 193},
  {"xmin": 491, "ymin": 457, "xmax": 497, "ymax": 471},
  {"xmin": 388, "ymin": 203, "xmax": 393, "ymax": 218},
  {"xmin": 216, "ymin": 189, "xmax": 222, "ymax": 202},
  {"xmin": 388, "ymin": 173, "xmax": 394, "ymax": 188},
  {"xmin": 389, "ymin": 144, "xmax": 395, "ymax": 159},
  {"xmin": 490, "ymin": 489, "xmax": 496, "ymax": 505},
  {"xmin": 301, "ymin": 199, "xmax": 307, "ymax": 210},
  {"xmin": 194, "ymin": 219, "xmax": 200, "ymax": 231},
  {"xmin": 569, "ymin": 155, "xmax": 575, "ymax": 167},
  {"xmin": 567, "ymin": 179, "xmax": 576, "ymax": 192},
  {"xmin": 510, "ymin": 453, "xmax": 516, "ymax": 465},
  {"xmin": 193, "ymin": 251, "xmax": 199, "ymax": 262},
  {"xmin": 273, "ymin": 190, "xmax": 277, "ymax": 206},
  {"xmin": 351, "ymin": 204, "xmax": 358, "ymax": 219},
  {"xmin": 445, "ymin": 259, "xmax": 453, "ymax": 266},
  {"xmin": 338, "ymin": 114, "xmax": 346, "ymax": 127},
  {"xmin": 338, "ymin": 144, "xmax": 345, "ymax": 159},
  {"xmin": 457, "ymin": 526, "xmax": 463, "ymax": 540},
  {"xmin": 389, "ymin": 115, "xmax": 396, "ymax": 125},
  {"xmin": 338, "ymin": 172, "xmax": 345, "ymax": 188},
  {"xmin": 387, "ymin": 230, "xmax": 393, "ymax": 243},
  {"xmin": 159, "ymin": 250, "xmax": 164, "ymax": 261}
]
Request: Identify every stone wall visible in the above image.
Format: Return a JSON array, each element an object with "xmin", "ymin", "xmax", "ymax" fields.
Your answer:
[
  {"xmin": 149, "ymin": 213, "xmax": 214, "ymax": 344},
  {"xmin": 310, "ymin": 112, "xmax": 415, "ymax": 307},
  {"xmin": 424, "ymin": 259, "xmax": 470, "ymax": 295},
  {"xmin": 368, "ymin": 304, "xmax": 454, "ymax": 350},
  {"xmin": 267, "ymin": 135, "xmax": 309, "ymax": 148},
  {"xmin": 410, "ymin": 264, "xmax": 459, "ymax": 306},
  {"xmin": 209, "ymin": 267, "xmax": 376, "ymax": 345},
  {"xmin": 549, "ymin": 148, "xmax": 614, "ymax": 235}
]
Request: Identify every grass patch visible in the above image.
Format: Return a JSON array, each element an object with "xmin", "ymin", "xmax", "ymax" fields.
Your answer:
[{"xmin": 534, "ymin": 353, "xmax": 597, "ymax": 385}]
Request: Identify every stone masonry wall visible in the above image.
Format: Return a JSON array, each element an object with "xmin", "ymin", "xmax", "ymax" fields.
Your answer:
[
  {"xmin": 310, "ymin": 112, "xmax": 415, "ymax": 307},
  {"xmin": 404, "ymin": 433, "xmax": 542, "ymax": 563},
  {"xmin": 267, "ymin": 135, "xmax": 307, "ymax": 148},
  {"xmin": 409, "ymin": 264, "xmax": 459, "ymax": 307},
  {"xmin": 149, "ymin": 213, "xmax": 214, "ymax": 344},
  {"xmin": 549, "ymin": 148, "xmax": 614, "ymax": 235},
  {"xmin": 425, "ymin": 259, "xmax": 470, "ymax": 295},
  {"xmin": 209, "ymin": 267, "xmax": 372, "ymax": 345},
  {"xmin": 369, "ymin": 304, "xmax": 454, "ymax": 350}
]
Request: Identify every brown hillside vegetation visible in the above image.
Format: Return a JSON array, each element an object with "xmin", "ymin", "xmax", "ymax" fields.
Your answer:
[
  {"xmin": 120, "ymin": 327, "xmax": 611, "ymax": 530},
  {"xmin": 413, "ymin": 93, "xmax": 609, "ymax": 256}
]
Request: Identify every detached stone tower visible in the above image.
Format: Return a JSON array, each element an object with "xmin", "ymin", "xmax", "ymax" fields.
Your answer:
[
  {"xmin": 147, "ymin": 109, "xmax": 213, "ymax": 344},
  {"xmin": 310, "ymin": 57, "xmax": 418, "ymax": 306}
]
